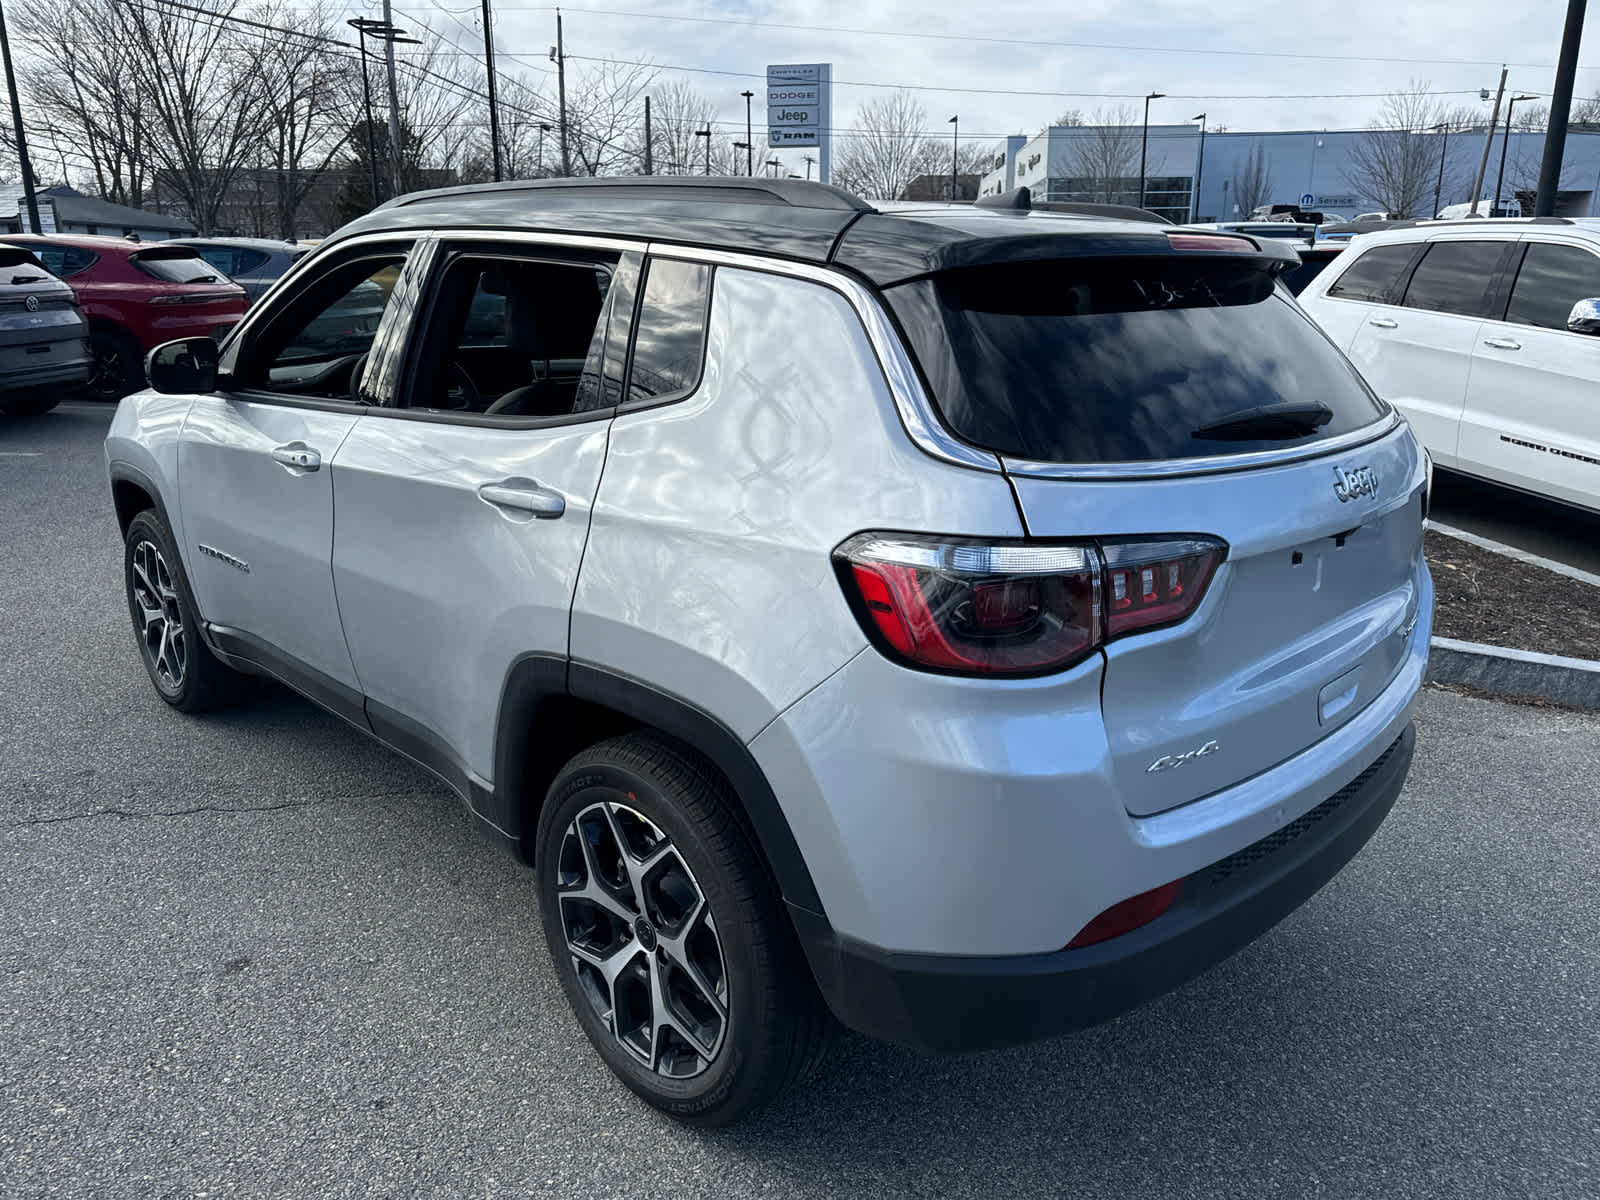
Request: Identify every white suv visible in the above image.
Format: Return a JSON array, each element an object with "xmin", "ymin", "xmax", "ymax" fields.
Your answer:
[
  {"xmin": 1299, "ymin": 218, "xmax": 1600, "ymax": 515},
  {"xmin": 105, "ymin": 179, "xmax": 1430, "ymax": 1125}
]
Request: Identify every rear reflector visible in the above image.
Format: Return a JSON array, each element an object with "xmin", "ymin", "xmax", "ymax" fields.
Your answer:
[{"xmin": 1066, "ymin": 879, "xmax": 1184, "ymax": 948}]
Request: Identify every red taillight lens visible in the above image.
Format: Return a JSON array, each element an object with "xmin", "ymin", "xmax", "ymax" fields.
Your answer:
[
  {"xmin": 836, "ymin": 535, "xmax": 1102, "ymax": 676},
  {"xmin": 1165, "ymin": 233, "xmax": 1254, "ymax": 253},
  {"xmin": 1066, "ymin": 879, "xmax": 1184, "ymax": 949},
  {"xmin": 1103, "ymin": 538, "xmax": 1225, "ymax": 638}
]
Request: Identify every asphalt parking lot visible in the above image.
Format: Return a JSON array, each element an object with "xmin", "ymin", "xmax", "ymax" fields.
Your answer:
[{"xmin": 4, "ymin": 401, "xmax": 1599, "ymax": 1199}]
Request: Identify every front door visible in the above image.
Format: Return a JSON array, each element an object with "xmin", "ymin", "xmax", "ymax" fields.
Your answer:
[
  {"xmin": 179, "ymin": 240, "xmax": 421, "ymax": 709},
  {"xmin": 331, "ymin": 239, "xmax": 640, "ymax": 789}
]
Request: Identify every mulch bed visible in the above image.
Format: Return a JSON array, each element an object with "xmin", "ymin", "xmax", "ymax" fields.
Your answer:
[{"xmin": 1426, "ymin": 530, "xmax": 1600, "ymax": 661}]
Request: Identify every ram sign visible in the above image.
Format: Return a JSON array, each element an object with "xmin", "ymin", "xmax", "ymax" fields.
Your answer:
[{"xmin": 766, "ymin": 63, "xmax": 832, "ymax": 181}]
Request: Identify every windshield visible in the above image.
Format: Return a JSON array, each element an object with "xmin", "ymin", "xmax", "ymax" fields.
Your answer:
[
  {"xmin": 887, "ymin": 257, "xmax": 1386, "ymax": 464},
  {"xmin": 132, "ymin": 250, "xmax": 230, "ymax": 285}
]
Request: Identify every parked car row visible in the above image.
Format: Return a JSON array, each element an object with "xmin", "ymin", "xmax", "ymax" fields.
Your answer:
[{"xmin": 0, "ymin": 243, "xmax": 90, "ymax": 415}]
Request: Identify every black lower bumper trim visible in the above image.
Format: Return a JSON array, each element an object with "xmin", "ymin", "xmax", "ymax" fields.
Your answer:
[{"xmin": 792, "ymin": 723, "xmax": 1415, "ymax": 1053}]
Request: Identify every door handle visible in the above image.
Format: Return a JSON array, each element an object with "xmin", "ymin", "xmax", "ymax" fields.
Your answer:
[
  {"xmin": 478, "ymin": 481, "xmax": 566, "ymax": 519},
  {"xmin": 1483, "ymin": 336, "xmax": 1521, "ymax": 351},
  {"xmin": 1367, "ymin": 317, "xmax": 1398, "ymax": 329},
  {"xmin": 271, "ymin": 443, "xmax": 321, "ymax": 471}
]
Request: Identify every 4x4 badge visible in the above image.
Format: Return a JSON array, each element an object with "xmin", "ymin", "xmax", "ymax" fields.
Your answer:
[{"xmin": 1333, "ymin": 464, "xmax": 1379, "ymax": 503}]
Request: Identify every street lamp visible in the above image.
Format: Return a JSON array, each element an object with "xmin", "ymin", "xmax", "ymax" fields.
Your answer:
[
  {"xmin": 1495, "ymin": 94, "xmax": 1539, "ymax": 216},
  {"xmin": 740, "ymin": 89, "xmax": 755, "ymax": 176},
  {"xmin": 349, "ymin": 18, "xmax": 419, "ymax": 201},
  {"xmin": 948, "ymin": 115, "xmax": 959, "ymax": 200},
  {"xmin": 1429, "ymin": 121, "xmax": 1451, "ymax": 218},
  {"xmin": 1191, "ymin": 112, "xmax": 1207, "ymax": 222},
  {"xmin": 347, "ymin": 19, "xmax": 388, "ymax": 207},
  {"xmin": 695, "ymin": 125, "xmax": 711, "ymax": 175},
  {"xmin": 766, "ymin": 157, "xmax": 781, "ymax": 178},
  {"xmin": 538, "ymin": 122, "xmax": 552, "ymax": 176},
  {"xmin": 1140, "ymin": 92, "xmax": 1165, "ymax": 209},
  {"xmin": 803, "ymin": 154, "xmax": 815, "ymax": 180}
]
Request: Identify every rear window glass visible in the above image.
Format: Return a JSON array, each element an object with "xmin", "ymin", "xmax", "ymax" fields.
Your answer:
[
  {"xmin": 1400, "ymin": 240, "xmax": 1511, "ymax": 317},
  {"xmin": 887, "ymin": 258, "xmax": 1385, "ymax": 464},
  {"xmin": 1506, "ymin": 241, "xmax": 1600, "ymax": 330},
  {"xmin": 4, "ymin": 243, "xmax": 96, "ymax": 278},
  {"xmin": 1325, "ymin": 243, "xmax": 1417, "ymax": 303},
  {"xmin": 132, "ymin": 250, "xmax": 229, "ymax": 284}
]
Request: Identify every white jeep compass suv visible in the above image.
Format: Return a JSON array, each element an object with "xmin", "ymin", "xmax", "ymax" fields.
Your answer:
[{"xmin": 105, "ymin": 179, "xmax": 1432, "ymax": 1125}]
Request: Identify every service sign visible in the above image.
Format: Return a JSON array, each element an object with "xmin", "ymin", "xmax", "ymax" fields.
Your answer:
[{"xmin": 766, "ymin": 63, "xmax": 830, "ymax": 152}]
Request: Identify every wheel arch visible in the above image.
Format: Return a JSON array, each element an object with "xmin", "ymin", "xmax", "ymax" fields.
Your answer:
[
  {"xmin": 490, "ymin": 655, "xmax": 826, "ymax": 916},
  {"xmin": 109, "ymin": 463, "xmax": 173, "ymax": 538}
]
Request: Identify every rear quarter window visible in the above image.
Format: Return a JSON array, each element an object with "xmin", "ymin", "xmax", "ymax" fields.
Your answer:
[{"xmin": 887, "ymin": 256, "xmax": 1386, "ymax": 465}]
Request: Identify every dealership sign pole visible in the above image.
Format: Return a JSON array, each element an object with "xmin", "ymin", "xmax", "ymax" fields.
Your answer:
[{"xmin": 767, "ymin": 63, "xmax": 832, "ymax": 184}]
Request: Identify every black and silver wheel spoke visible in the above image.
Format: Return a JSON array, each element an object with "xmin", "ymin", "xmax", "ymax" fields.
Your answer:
[
  {"xmin": 131, "ymin": 541, "xmax": 185, "ymax": 689},
  {"xmin": 556, "ymin": 799, "xmax": 728, "ymax": 1078}
]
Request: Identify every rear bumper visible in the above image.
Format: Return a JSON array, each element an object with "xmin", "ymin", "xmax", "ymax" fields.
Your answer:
[
  {"xmin": 793, "ymin": 722, "xmax": 1414, "ymax": 1052},
  {"xmin": 0, "ymin": 339, "xmax": 91, "ymax": 392}
]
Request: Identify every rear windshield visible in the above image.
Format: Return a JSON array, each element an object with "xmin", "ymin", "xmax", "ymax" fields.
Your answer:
[
  {"xmin": 887, "ymin": 258, "xmax": 1385, "ymax": 464},
  {"xmin": 132, "ymin": 250, "xmax": 229, "ymax": 284}
]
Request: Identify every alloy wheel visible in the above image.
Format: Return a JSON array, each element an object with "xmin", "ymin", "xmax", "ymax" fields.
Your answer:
[
  {"xmin": 556, "ymin": 799, "xmax": 729, "ymax": 1078},
  {"xmin": 130, "ymin": 539, "xmax": 186, "ymax": 690},
  {"xmin": 88, "ymin": 341, "xmax": 129, "ymax": 401}
]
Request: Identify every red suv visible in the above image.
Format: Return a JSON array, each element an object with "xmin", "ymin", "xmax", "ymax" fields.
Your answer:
[{"xmin": 0, "ymin": 234, "xmax": 246, "ymax": 401}]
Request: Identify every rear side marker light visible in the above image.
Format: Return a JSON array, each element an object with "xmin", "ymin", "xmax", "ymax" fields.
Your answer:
[
  {"xmin": 1067, "ymin": 879, "xmax": 1184, "ymax": 949},
  {"xmin": 835, "ymin": 533, "xmax": 1226, "ymax": 678}
]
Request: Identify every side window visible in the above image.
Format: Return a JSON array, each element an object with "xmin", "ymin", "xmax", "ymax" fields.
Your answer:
[
  {"xmin": 233, "ymin": 248, "xmax": 270, "ymax": 275},
  {"xmin": 402, "ymin": 249, "xmax": 617, "ymax": 419},
  {"xmin": 1325, "ymin": 243, "xmax": 1418, "ymax": 303},
  {"xmin": 231, "ymin": 251, "xmax": 411, "ymax": 398},
  {"xmin": 195, "ymin": 247, "xmax": 236, "ymax": 275},
  {"xmin": 626, "ymin": 259, "xmax": 712, "ymax": 405},
  {"xmin": 1400, "ymin": 240, "xmax": 1511, "ymax": 317},
  {"xmin": 1505, "ymin": 242, "xmax": 1600, "ymax": 331},
  {"xmin": 19, "ymin": 245, "xmax": 96, "ymax": 278}
]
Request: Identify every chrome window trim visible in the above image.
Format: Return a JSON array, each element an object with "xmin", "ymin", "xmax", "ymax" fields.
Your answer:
[
  {"xmin": 999, "ymin": 411, "xmax": 1403, "ymax": 481},
  {"xmin": 641, "ymin": 242, "xmax": 1004, "ymax": 473},
  {"xmin": 433, "ymin": 227, "xmax": 642, "ymax": 255}
]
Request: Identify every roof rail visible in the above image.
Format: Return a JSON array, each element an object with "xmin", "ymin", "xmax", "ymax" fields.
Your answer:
[
  {"xmin": 973, "ymin": 187, "xmax": 1172, "ymax": 225},
  {"xmin": 390, "ymin": 175, "xmax": 876, "ymax": 214}
]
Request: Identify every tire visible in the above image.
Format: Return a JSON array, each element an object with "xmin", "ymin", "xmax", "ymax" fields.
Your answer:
[
  {"xmin": 86, "ymin": 330, "xmax": 142, "ymax": 403},
  {"xmin": 123, "ymin": 510, "xmax": 252, "ymax": 712},
  {"xmin": 535, "ymin": 733, "xmax": 834, "ymax": 1127},
  {"xmin": 0, "ymin": 391, "xmax": 60, "ymax": 416}
]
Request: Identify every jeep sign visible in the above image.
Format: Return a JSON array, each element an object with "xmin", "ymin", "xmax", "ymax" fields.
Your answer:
[{"xmin": 766, "ymin": 62, "xmax": 831, "ymax": 181}]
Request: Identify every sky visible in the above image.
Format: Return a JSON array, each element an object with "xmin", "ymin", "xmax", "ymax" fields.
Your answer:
[{"xmin": 362, "ymin": 0, "xmax": 1600, "ymax": 174}]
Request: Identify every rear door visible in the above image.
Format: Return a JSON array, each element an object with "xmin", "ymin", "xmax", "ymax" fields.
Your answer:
[
  {"xmin": 885, "ymin": 252, "xmax": 1425, "ymax": 816},
  {"xmin": 329, "ymin": 236, "xmax": 641, "ymax": 787},
  {"xmin": 180, "ymin": 239, "xmax": 420, "ymax": 710},
  {"xmin": 1343, "ymin": 236, "xmax": 1518, "ymax": 469},
  {"xmin": 1299, "ymin": 239, "xmax": 1420, "ymax": 351},
  {"xmin": 1458, "ymin": 238, "xmax": 1600, "ymax": 511}
]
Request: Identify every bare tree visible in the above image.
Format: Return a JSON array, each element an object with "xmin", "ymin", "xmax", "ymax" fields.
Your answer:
[
  {"xmin": 1231, "ymin": 141, "xmax": 1273, "ymax": 215},
  {"xmin": 643, "ymin": 79, "xmax": 719, "ymax": 176},
  {"xmin": 1061, "ymin": 106, "xmax": 1140, "ymax": 204},
  {"xmin": 1345, "ymin": 81, "xmax": 1446, "ymax": 218},
  {"xmin": 1572, "ymin": 91, "xmax": 1600, "ymax": 125},
  {"xmin": 831, "ymin": 91, "xmax": 942, "ymax": 201},
  {"xmin": 1054, "ymin": 109, "xmax": 1085, "ymax": 127},
  {"xmin": 562, "ymin": 58, "xmax": 655, "ymax": 176}
]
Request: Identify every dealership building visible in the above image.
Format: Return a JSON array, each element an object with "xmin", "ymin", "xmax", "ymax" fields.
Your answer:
[{"xmin": 978, "ymin": 123, "xmax": 1600, "ymax": 222}]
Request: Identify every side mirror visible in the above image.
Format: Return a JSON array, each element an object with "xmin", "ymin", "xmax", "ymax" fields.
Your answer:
[
  {"xmin": 1567, "ymin": 299, "xmax": 1600, "ymax": 336},
  {"xmin": 145, "ymin": 337, "xmax": 219, "ymax": 393}
]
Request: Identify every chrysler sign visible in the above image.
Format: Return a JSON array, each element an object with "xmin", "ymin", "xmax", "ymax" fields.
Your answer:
[{"xmin": 766, "ymin": 63, "xmax": 831, "ymax": 172}]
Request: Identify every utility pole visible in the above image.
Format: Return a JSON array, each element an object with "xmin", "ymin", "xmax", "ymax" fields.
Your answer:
[
  {"xmin": 1471, "ymin": 66, "xmax": 1508, "ymax": 216},
  {"xmin": 380, "ymin": 0, "xmax": 404, "ymax": 196},
  {"xmin": 481, "ymin": 0, "xmax": 503, "ymax": 181},
  {"xmin": 1537, "ymin": 0, "xmax": 1587, "ymax": 215},
  {"xmin": 552, "ymin": 10, "xmax": 569, "ymax": 176},
  {"xmin": 0, "ymin": 0, "xmax": 41, "ymax": 233},
  {"xmin": 643, "ymin": 96, "xmax": 652, "ymax": 175},
  {"xmin": 1430, "ymin": 122, "xmax": 1450, "ymax": 218},
  {"xmin": 741, "ymin": 90, "xmax": 754, "ymax": 176}
]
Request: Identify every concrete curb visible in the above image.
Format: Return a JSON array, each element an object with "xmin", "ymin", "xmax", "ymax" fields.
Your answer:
[
  {"xmin": 1426, "ymin": 636, "xmax": 1600, "ymax": 711},
  {"xmin": 1426, "ymin": 520, "xmax": 1600, "ymax": 590}
]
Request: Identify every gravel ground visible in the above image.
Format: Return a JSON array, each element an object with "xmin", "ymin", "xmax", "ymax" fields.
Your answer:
[{"xmin": 3, "ymin": 402, "xmax": 1598, "ymax": 1199}]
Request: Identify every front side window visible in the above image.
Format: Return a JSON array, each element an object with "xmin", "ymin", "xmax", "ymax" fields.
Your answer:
[
  {"xmin": 1325, "ymin": 243, "xmax": 1418, "ymax": 303},
  {"xmin": 1400, "ymin": 240, "xmax": 1512, "ymax": 317},
  {"xmin": 231, "ymin": 251, "xmax": 410, "ymax": 398},
  {"xmin": 626, "ymin": 259, "xmax": 712, "ymax": 405},
  {"xmin": 403, "ymin": 250, "xmax": 616, "ymax": 418},
  {"xmin": 1505, "ymin": 242, "xmax": 1600, "ymax": 331}
]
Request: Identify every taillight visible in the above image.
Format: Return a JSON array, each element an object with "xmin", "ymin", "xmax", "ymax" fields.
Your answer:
[
  {"xmin": 1103, "ymin": 538, "xmax": 1226, "ymax": 637},
  {"xmin": 835, "ymin": 532, "xmax": 1227, "ymax": 677},
  {"xmin": 1165, "ymin": 233, "xmax": 1254, "ymax": 253},
  {"xmin": 1066, "ymin": 879, "xmax": 1184, "ymax": 948},
  {"xmin": 835, "ymin": 534, "xmax": 1102, "ymax": 676}
]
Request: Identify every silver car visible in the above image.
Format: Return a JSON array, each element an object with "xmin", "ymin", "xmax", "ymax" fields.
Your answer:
[
  {"xmin": 0, "ymin": 244, "xmax": 89, "ymax": 415},
  {"xmin": 168, "ymin": 237, "xmax": 308, "ymax": 305},
  {"xmin": 105, "ymin": 179, "xmax": 1432, "ymax": 1126}
]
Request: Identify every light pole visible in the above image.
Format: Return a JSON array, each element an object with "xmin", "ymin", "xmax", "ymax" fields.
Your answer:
[
  {"xmin": 1430, "ymin": 121, "xmax": 1451, "ymax": 218},
  {"xmin": 1536, "ymin": 0, "xmax": 1587, "ymax": 215},
  {"xmin": 741, "ymin": 89, "xmax": 754, "ymax": 176},
  {"xmin": 766, "ymin": 157, "xmax": 781, "ymax": 178},
  {"xmin": 480, "ymin": 0, "xmax": 503, "ymax": 181},
  {"xmin": 1140, "ymin": 92, "xmax": 1165, "ymax": 209},
  {"xmin": 537, "ymin": 123, "xmax": 551, "ymax": 176},
  {"xmin": 948, "ymin": 115, "xmax": 959, "ymax": 200},
  {"xmin": 803, "ymin": 154, "xmax": 815, "ymax": 180},
  {"xmin": 695, "ymin": 126, "xmax": 711, "ymax": 175},
  {"xmin": 350, "ymin": 19, "xmax": 420, "ymax": 198},
  {"xmin": 733, "ymin": 140, "xmax": 750, "ymax": 172},
  {"xmin": 0, "ymin": 0, "xmax": 40, "ymax": 233},
  {"xmin": 347, "ymin": 19, "xmax": 386, "ymax": 207},
  {"xmin": 1495, "ymin": 94, "xmax": 1538, "ymax": 216},
  {"xmin": 1191, "ymin": 112, "xmax": 1207, "ymax": 221}
]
